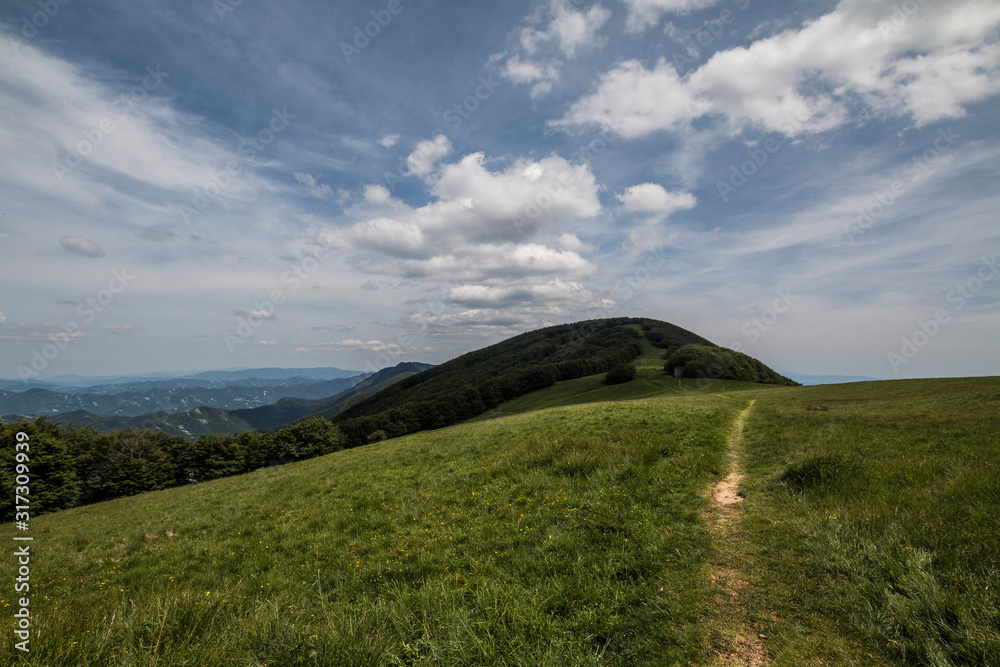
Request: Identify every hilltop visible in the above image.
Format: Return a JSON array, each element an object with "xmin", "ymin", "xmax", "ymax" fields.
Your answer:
[{"xmin": 323, "ymin": 317, "xmax": 796, "ymax": 446}]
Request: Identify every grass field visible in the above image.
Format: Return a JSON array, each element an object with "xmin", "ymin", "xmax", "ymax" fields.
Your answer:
[
  {"xmin": 732, "ymin": 377, "xmax": 1000, "ymax": 665},
  {"xmin": 2, "ymin": 374, "xmax": 998, "ymax": 665},
  {"xmin": 0, "ymin": 387, "xmax": 743, "ymax": 666}
]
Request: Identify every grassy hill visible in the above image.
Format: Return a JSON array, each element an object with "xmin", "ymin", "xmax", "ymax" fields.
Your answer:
[
  {"xmin": 2, "ymin": 372, "xmax": 997, "ymax": 665},
  {"xmin": 322, "ymin": 317, "xmax": 794, "ymax": 447},
  {"xmin": 231, "ymin": 362, "xmax": 433, "ymax": 431}
]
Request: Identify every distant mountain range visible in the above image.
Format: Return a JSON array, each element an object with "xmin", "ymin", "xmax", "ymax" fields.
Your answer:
[
  {"xmin": 0, "ymin": 366, "xmax": 362, "ymax": 393},
  {"xmin": 783, "ymin": 373, "xmax": 882, "ymax": 385},
  {"xmin": 0, "ymin": 362, "xmax": 433, "ymax": 439},
  {"xmin": 0, "ymin": 367, "xmax": 368, "ymax": 416}
]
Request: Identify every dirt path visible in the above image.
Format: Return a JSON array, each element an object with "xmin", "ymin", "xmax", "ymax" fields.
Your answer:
[{"xmin": 703, "ymin": 400, "xmax": 769, "ymax": 666}]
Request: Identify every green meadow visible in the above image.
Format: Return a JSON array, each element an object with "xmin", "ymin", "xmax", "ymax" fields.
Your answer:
[{"xmin": 2, "ymin": 372, "xmax": 999, "ymax": 665}]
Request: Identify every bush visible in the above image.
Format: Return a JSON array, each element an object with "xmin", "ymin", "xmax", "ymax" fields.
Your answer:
[{"xmin": 605, "ymin": 364, "xmax": 637, "ymax": 385}]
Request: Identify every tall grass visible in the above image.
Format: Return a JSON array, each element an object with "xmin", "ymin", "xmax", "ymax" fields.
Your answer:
[
  {"xmin": 0, "ymin": 395, "xmax": 739, "ymax": 666},
  {"xmin": 735, "ymin": 377, "xmax": 1000, "ymax": 665}
]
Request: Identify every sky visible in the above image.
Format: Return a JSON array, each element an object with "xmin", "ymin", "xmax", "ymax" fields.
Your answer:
[{"xmin": 0, "ymin": 0, "xmax": 998, "ymax": 382}]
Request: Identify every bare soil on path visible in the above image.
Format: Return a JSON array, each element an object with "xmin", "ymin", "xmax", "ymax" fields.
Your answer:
[{"xmin": 703, "ymin": 400, "xmax": 770, "ymax": 666}]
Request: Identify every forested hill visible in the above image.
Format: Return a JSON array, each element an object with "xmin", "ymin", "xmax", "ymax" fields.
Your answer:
[{"xmin": 328, "ymin": 317, "xmax": 716, "ymax": 446}]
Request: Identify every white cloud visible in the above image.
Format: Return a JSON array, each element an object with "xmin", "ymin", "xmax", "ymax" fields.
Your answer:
[
  {"xmin": 621, "ymin": 0, "xmax": 720, "ymax": 33},
  {"xmin": 335, "ymin": 152, "xmax": 602, "ymax": 264},
  {"xmin": 327, "ymin": 151, "xmax": 607, "ymax": 336},
  {"xmin": 234, "ymin": 308, "xmax": 276, "ymax": 321},
  {"xmin": 557, "ymin": 59, "xmax": 706, "ymax": 138},
  {"xmin": 617, "ymin": 183, "xmax": 697, "ymax": 215},
  {"xmin": 294, "ymin": 172, "xmax": 334, "ymax": 199},
  {"xmin": 501, "ymin": 56, "xmax": 554, "ymax": 84},
  {"xmin": 314, "ymin": 339, "xmax": 433, "ymax": 354},
  {"xmin": 556, "ymin": 233, "xmax": 596, "ymax": 253},
  {"xmin": 378, "ymin": 133, "xmax": 400, "ymax": 148},
  {"xmin": 59, "ymin": 235, "xmax": 105, "ymax": 257},
  {"xmin": 364, "ymin": 183, "xmax": 391, "ymax": 204},
  {"xmin": 445, "ymin": 279, "xmax": 609, "ymax": 310},
  {"xmin": 0, "ymin": 323, "xmax": 86, "ymax": 342},
  {"xmin": 559, "ymin": 0, "xmax": 1000, "ymax": 138},
  {"xmin": 406, "ymin": 135, "xmax": 452, "ymax": 178},
  {"xmin": 0, "ymin": 42, "xmax": 246, "ymax": 200},
  {"xmin": 496, "ymin": 0, "xmax": 610, "ymax": 98},
  {"xmin": 0, "ymin": 312, "xmax": 6, "ymax": 326},
  {"xmin": 549, "ymin": 2, "xmax": 611, "ymax": 56}
]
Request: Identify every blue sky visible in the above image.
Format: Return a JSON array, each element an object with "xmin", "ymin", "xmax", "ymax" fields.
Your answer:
[{"xmin": 1, "ymin": 0, "xmax": 998, "ymax": 381}]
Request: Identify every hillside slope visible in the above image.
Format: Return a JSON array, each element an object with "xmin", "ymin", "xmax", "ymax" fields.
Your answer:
[
  {"xmin": 232, "ymin": 362, "xmax": 433, "ymax": 430},
  {"xmin": 0, "ymin": 385, "xmax": 743, "ymax": 665},
  {"xmin": 321, "ymin": 317, "xmax": 793, "ymax": 446},
  {"xmin": 3, "ymin": 376, "xmax": 997, "ymax": 665}
]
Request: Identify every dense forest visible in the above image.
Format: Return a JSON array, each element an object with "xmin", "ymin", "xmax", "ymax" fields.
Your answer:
[
  {"xmin": 663, "ymin": 343, "xmax": 800, "ymax": 387},
  {"xmin": 0, "ymin": 417, "xmax": 344, "ymax": 522}
]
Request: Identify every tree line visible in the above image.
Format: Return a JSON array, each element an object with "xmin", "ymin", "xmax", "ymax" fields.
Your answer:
[{"xmin": 0, "ymin": 417, "xmax": 344, "ymax": 522}]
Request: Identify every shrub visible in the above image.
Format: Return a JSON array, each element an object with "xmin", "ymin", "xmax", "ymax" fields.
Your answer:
[{"xmin": 605, "ymin": 364, "xmax": 637, "ymax": 385}]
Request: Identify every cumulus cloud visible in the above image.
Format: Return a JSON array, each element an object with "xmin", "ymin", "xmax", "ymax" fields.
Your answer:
[
  {"xmin": 406, "ymin": 135, "xmax": 452, "ymax": 178},
  {"xmin": 556, "ymin": 233, "xmax": 596, "ymax": 253},
  {"xmin": 294, "ymin": 172, "xmax": 334, "ymax": 199},
  {"xmin": 327, "ymin": 150, "xmax": 607, "ymax": 336},
  {"xmin": 332, "ymin": 152, "xmax": 602, "ymax": 268},
  {"xmin": 545, "ymin": 1, "xmax": 611, "ymax": 57},
  {"xmin": 496, "ymin": 0, "xmax": 611, "ymax": 98},
  {"xmin": 444, "ymin": 279, "xmax": 611, "ymax": 311},
  {"xmin": 364, "ymin": 184, "xmax": 391, "ymax": 204},
  {"xmin": 617, "ymin": 183, "xmax": 697, "ymax": 215},
  {"xmin": 59, "ymin": 235, "xmax": 105, "ymax": 257},
  {"xmin": 558, "ymin": 0, "xmax": 1000, "ymax": 138},
  {"xmin": 378, "ymin": 133, "xmax": 400, "ymax": 148},
  {"xmin": 621, "ymin": 0, "xmax": 720, "ymax": 33}
]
